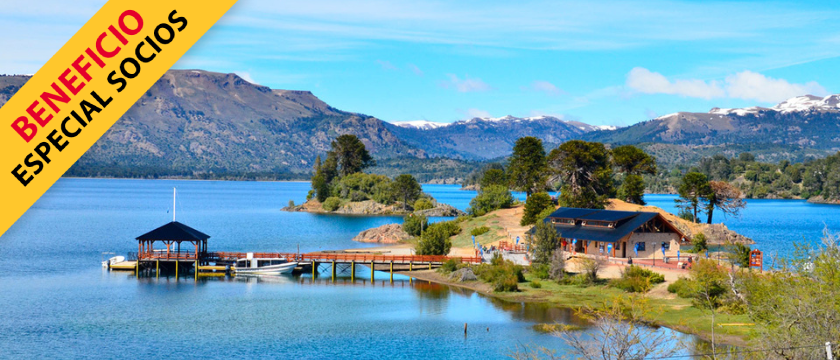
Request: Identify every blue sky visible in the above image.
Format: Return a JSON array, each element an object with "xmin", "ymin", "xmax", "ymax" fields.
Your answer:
[{"xmin": 2, "ymin": 1, "xmax": 840, "ymax": 127}]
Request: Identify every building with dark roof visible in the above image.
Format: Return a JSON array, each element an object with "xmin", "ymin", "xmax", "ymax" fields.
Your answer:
[
  {"xmin": 538, "ymin": 207, "xmax": 688, "ymax": 259},
  {"xmin": 135, "ymin": 221, "xmax": 210, "ymax": 263}
]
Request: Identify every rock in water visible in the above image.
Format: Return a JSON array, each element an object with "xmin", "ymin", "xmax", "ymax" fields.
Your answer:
[{"xmin": 352, "ymin": 224, "xmax": 411, "ymax": 244}]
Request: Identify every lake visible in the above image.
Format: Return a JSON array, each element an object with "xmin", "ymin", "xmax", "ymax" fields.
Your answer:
[{"xmin": 3, "ymin": 178, "xmax": 834, "ymax": 358}]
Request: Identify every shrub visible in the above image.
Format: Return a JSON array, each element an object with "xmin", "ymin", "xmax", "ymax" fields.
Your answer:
[
  {"xmin": 468, "ymin": 185, "xmax": 514, "ymax": 216},
  {"xmin": 609, "ymin": 266, "xmax": 666, "ymax": 293},
  {"xmin": 530, "ymin": 263, "xmax": 550, "ymax": 280},
  {"xmin": 322, "ymin": 197, "xmax": 342, "ymax": 211},
  {"xmin": 667, "ymin": 277, "xmax": 696, "ymax": 298},
  {"xmin": 473, "ymin": 260, "xmax": 525, "ymax": 292},
  {"xmin": 288, "ymin": 200, "xmax": 295, "ymax": 208},
  {"xmin": 415, "ymin": 222, "xmax": 454, "ymax": 255},
  {"xmin": 560, "ymin": 273, "xmax": 590, "ymax": 286},
  {"xmin": 530, "ymin": 279, "xmax": 542, "ymax": 289},
  {"xmin": 402, "ymin": 214, "xmax": 428, "ymax": 237},
  {"xmin": 439, "ymin": 258, "xmax": 460, "ymax": 273},
  {"xmin": 413, "ymin": 198, "xmax": 434, "ymax": 211},
  {"xmin": 667, "ymin": 260, "xmax": 731, "ymax": 309},
  {"xmin": 350, "ymin": 190, "xmax": 367, "ymax": 202},
  {"xmin": 490, "ymin": 252, "xmax": 504, "ymax": 266},
  {"xmin": 454, "ymin": 215, "xmax": 471, "ymax": 223},
  {"xmin": 549, "ymin": 252, "xmax": 567, "ymax": 281},
  {"xmin": 470, "ymin": 226, "xmax": 490, "ymax": 236},
  {"xmin": 692, "ymin": 233, "xmax": 708, "ymax": 252},
  {"xmin": 730, "ymin": 243, "xmax": 751, "ymax": 268},
  {"xmin": 435, "ymin": 220, "xmax": 462, "ymax": 237},
  {"xmin": 494, "ymin": 273, "xmax": 520, "ymax": 292},
  {"xmin": 578, "ymin": 256, "xmax": 606, "ymax": 284},
  {"xmin": 521, "ymin": 192, "xmax": 554, "ymax": 226}
]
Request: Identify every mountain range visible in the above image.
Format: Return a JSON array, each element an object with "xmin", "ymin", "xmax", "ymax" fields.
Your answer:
[
  {"xmin": 387, "ymin": 115, "xmax": 616, "ymax": 160},
  {"xmin": 1, "ymin": 70, "xmax": 839, "ymax": 179}
]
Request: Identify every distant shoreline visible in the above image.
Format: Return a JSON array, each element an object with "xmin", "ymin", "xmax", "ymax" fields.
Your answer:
[{"xmin": 60, "ymin": 176, "xmax": 311, "ymax": 183}]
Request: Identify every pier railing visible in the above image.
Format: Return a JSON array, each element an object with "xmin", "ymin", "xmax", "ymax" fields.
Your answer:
[
  {"xmin": 207, "ymin": 251, "xmax": 482, "ymax": 264},
  {"xmin": 139, "ymin": 251, "xmax": 200, "ymax": 260}
]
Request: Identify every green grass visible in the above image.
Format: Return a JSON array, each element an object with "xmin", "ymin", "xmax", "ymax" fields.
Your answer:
[
  {"xmin": 449, "ymin": 213, "xmax": 505, "ymax": 248},
  {"xmin": 492, "ymin": 272, "xmax": 756, "ymax": 343}
]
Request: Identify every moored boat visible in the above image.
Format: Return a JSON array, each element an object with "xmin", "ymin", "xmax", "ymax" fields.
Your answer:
[
  {"xmin": 102, "ymin": 255, "xmax": 125, "ymax": 268},
  {"xmin": 232, "ymin": 253, "xmax": 297, "ymax": 275}
]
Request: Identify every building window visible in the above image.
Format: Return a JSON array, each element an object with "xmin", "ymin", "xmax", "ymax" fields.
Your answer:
[
  {"xmin": 662, "ymin": 242, "xmax": 671, "ymax": 251},
  {"xmin": 635, "ymin": 242, "xmax": 645, "ymax": 251}
]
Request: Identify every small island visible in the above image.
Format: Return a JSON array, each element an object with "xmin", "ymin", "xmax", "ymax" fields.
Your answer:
[{"xmin": 283, "ymin": 134, "xmax": 465, "ymax": 216}]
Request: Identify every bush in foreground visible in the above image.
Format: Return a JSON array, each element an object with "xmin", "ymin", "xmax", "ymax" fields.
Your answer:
[{"xmin": 473, "ymin": 259, "xmax": 525, "ymax": 292}]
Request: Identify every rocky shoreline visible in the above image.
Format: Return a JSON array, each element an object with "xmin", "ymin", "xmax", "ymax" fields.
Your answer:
[{"xmin": 283, "ymin": 199, "xmax": 465, "ymax": 217}]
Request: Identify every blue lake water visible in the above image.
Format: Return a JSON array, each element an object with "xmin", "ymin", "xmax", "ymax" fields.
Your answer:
[{"xmin": 2, "ymin": 178, "xmax": 835, "ymax": 358}]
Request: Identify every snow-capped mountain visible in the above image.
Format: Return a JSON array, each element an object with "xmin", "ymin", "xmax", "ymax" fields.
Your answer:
[
  {"xmin": 584, "ymin": 93, "xmax": 840, "ymax": 152},
  {"xmin": 392, "ymin": 120, "xmax": 450, "ymax": 130},
  {"xmin": 707, "ymin": 94, "xmax": 840, "ymax": 117},
  {"xmin": 387, "ymin": 115, "xmax": 615, "ymax": 160},
  {"xmin": 394, "ymin": 115, "xmax": 619, "ymax": 132}
]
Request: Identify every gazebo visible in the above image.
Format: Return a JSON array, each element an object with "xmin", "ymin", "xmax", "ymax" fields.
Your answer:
[{"xmin": 136, "ymin": 221, "xmax": 210, "ymax": 263}]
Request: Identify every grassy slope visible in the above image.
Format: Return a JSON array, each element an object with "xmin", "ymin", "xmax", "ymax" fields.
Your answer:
[
  {"xmin": 450, "ymin": 213, "xmax": 507, "ymax": 248},
  {"xmin": 517, "ymin": 273, "xmax": 754, "ymax": 343}
]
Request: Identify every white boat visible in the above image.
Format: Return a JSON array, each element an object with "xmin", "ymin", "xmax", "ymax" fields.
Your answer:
[
  {"xmin": 102, "ymin": 255, "xmax": 125, "ymax": 268},
  {"xmin": 233, "ymin": 253, "xmax": 298, "ymax": 275}
]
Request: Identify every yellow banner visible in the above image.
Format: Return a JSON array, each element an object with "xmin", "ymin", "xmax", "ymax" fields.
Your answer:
[{"xmin": 0, "ymin": 1, "xmax": 238, "ymax": 237}]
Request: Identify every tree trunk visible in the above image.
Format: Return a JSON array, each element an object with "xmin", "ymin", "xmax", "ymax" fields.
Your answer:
[
  {"xmin": 692, "ymin": 201, "xmax": 698, "ymax": 223},
  {"xmin": 706, "ymin": 205, "xmax": 714, "ymax": 224}
]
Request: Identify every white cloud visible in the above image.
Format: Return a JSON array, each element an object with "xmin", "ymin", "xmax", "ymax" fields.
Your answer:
[
  {"xmin": 724, "ymin": 71, "xmax": 827, "ymax": 103},
  {"xmin": 235, "ymin": 71, "xmax": 258, "ymax": 84},
  {"xmin": 375, "ymin": 59, "xmax": 398, "ymax": 71},
  {"xmin": 407, "ymin": 63, "xmax": 424, "ymax": 76},
  {"xmin": 527, "ymin": 80, "xmax": 564, "ymax": 96},
  {"xmin": 626, "ymin": 67, "xmax": 725, "ymax": 99},
  {"xmin": 464, "ymin": 108, "xmax": 491, "ymax": 118},
  {"xmin": 625, "ymin": 67, "xmax": 828, "ymax": 103},
  {"xmin": 439, "ymin": 74, "xmax": 491, "ymax": 92}
]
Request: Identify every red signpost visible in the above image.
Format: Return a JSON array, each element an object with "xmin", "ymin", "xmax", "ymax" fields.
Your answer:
[{"xmin": 749, "ymin": 249, "xmax": 763, "ymax": 272}]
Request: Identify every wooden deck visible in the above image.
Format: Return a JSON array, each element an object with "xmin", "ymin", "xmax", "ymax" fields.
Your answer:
[{"xmin": 109, "ymin": 260, "xmax": 137, "ymax": 270}]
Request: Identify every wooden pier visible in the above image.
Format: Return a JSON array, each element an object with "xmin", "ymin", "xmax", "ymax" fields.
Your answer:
[
  {"xmin": 118, "ymin": 249, "xmax": 481, "ymax": 281},
  {"xmin": 113, "ymin": 220, "xmax": 482, "ymax": 281}
]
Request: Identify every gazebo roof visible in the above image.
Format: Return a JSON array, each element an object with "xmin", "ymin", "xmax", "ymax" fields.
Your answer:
[{"xmin": 136, "ymin": 221, "xmax": 210, "ymax": 241}]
